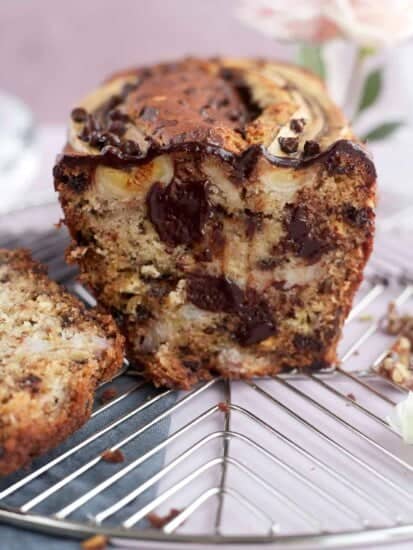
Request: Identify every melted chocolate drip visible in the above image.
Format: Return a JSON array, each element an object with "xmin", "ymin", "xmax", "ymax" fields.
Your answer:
[{"xmin": 57, "ymin": 140, "xmax": 376, "ymax": 189}]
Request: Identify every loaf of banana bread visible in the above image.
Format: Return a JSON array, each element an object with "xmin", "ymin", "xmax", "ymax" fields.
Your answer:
[
  {"xmin": 0, "ymin": 249, "xmax": 124, "ymax": 475},
  {"xmin": 54, "ymin": 58, "xmax": 376, "ymax": 389}
]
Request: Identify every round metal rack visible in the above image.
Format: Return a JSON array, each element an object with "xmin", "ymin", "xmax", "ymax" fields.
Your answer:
[{"xmin": 0, "ymin": 207, "xmax": 412, "ymax": 548}]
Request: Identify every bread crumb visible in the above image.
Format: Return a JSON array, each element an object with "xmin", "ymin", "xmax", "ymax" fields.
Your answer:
[
  {"xmin": 81, "ymin": 534, "xmax": 108, "ymax": 549},
  {"xmin": 54, "ymin": 219, "xmax": 65, "ymax": 229},
  {"xmin": 358, "ymin": 314, "xmax": 373, "ymax": 322},
  {"xmin": 218, "ymin": 401, "xmax": 230, "ymax": 413},
  {"xmin": 147, "ymin": 508, "xmax": 181, "ymax": 529},
  {"xmin": 377, "ymin": 336, "xmax": 413, "ymax": 389},
  {"xmin": 381, "ymin": 302, "xmax": 413, "ymax": 345},
  {"xmin": 346, "ymin": 392, "xmax": 356, "ymax": 401},
  {"xmin": 100, "ymin": 387, "xmax": 118, "ymax": 404},
  {"xmin": 101, "ymin": 449, "xmax": 125, "ymax": 463}
]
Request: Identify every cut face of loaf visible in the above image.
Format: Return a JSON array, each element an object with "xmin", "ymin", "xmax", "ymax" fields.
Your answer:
[
  {"xmin": 0, "ymin": 249, "xmax": 124, "ymax": 475},
  {"xmin": 55, "ymin": 58, "xmax": 376, "ymax": 389}
]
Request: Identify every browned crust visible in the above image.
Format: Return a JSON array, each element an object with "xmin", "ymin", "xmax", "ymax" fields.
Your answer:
[
  {"xmin": 56, "ymin": 57, "xmax": 374, "ymax": 179},
  {"xmin": 0, "ymin": 249, "xmax": 124, "ymax": 476}
]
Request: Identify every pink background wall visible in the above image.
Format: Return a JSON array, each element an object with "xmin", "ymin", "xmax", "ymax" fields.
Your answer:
[{"xmin": 0, "ymin": 0, "xmax": 290, "ymax": 123}]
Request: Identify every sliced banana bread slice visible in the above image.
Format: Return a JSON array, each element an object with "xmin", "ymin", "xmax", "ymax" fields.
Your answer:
[{"xmin": 0, "ymin": 249, "xmax": 124, "ymax": 476}]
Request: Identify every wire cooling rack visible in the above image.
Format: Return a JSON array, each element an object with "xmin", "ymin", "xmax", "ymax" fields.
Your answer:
[{"xmin": 1, "ymin": 219, "xmax": 413, "ymax": 549}]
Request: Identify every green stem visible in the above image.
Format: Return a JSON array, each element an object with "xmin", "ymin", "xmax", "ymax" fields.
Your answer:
[
  {"xmin": 296, "ymin": 44, "xmax": 326, "ymax": 81},
  {"xmin": 344, "ymin": 47, "xmax": 365, "ymax": 123}
]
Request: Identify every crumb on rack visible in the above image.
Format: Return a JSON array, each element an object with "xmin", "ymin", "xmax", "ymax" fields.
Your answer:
[
  {"xmin": 381, "ymin": 302, "xmax": 413, "ymax": 345},
  {"xmin": 147, "ymin": 508, "xmax": 181, "ymax": 529},
  {"xmin": 218, "ymin": 401, "xmax": 230, "ymax": 413},
  {"xmin": 100, "ymin": 387, "xmax": 118, "ymax": 404},
  {"xmin": 101, "ymin": 449, "xmax": 125, "ymax": 463},
  {"xmin": 80, "ymin": 534, "xmax": 108, "ymax": 550},
  {"xmin": 346, "ymin": 392, "xmax": 356, "ymax": 401},
  {"xmin": 358, "ymin": 313, "xmax": 373, "ymax": 322},
  {"xmin": 377, "ymin": 336, "xmax": 413, "ymax": 389}
]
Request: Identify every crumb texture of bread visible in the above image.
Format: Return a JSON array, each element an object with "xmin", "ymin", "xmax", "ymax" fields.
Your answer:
[
  {"xmin": 55, "ymin": 57, "xmax": 376, "ymax": 389},
  {"xmin": 0, "ymin": 249, "xmax": 124, "ymax": 476}
]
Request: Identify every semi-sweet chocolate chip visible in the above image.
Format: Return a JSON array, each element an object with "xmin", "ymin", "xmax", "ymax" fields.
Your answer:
[
  {"xmin": 186, "ymin": 276, "xmax": 276, "ymax": 345},
  {"xmin": 147, "ymin": 180, "xmax": 211, "ymax": 246},
  {"xmin": 71, "ymin": 107, "xmax": 88, "ymax": 123},
  {"xmin": 303, "ymin": 140, "xmax": 321, "ymax": 157},
  {"xmin": 187, "ymin": 275, "xmax": 243, "ymax": 313},
  {"xmin": 290, "ymin": 118, "xmax": 306, "ymax": 133},
  {"xmin": 343, "ymin": 205, "xmax": 373, "ymax": 227},
  {"xmin": 278, "ymin": 136, "xmax": 299, "ymax": 154}
]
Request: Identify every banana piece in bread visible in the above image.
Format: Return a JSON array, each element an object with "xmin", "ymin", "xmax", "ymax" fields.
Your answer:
[
  {"xmin": 54, "ymin": 58, "xmax": 376, "ymax": 389},
  {"xmin": 0, "ymin": 249, "xmax": 124, "ymax": 475}
]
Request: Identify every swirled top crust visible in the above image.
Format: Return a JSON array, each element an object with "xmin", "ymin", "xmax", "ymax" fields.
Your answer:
[{"xmin": 62, "ymin": 57, "xmax": 372, "ymax": 172}]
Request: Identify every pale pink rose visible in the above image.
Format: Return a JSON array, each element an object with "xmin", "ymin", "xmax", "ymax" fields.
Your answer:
[
  {"xmin": 327, "ymin": 0, "xmax": 413, "ymax": 48},
  {"xmin": 237, "ymin": 0, "xmax": 340, "ymax": 44},
  {"xmin": 237, "ymin": 0, "xmax": 413, "ymax": 47}
]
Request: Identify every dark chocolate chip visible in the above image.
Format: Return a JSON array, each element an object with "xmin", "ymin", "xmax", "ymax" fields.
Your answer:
[
  {"xmin": 108, "ymin": 121, "xmax": 127, "ymax": 136},
  {"xmin": 70, "ymin": 107, "xmax": 88, "ymax": 123},
  {"xmin": 303, "ymin": 140, "xmax": 321, "ymax": 157},
  {"xmin": 285, "ymin": 205, "xmax": 327, "ymax": 261},
  {"xmin": 290, "ymin": 118, "xmax": 306, "ymax": 133},
  {"xmin": 108, "ymin": 109, "xmax": 130, "ymax": 122},
  {"xmin": 147, "ymin": 180, "xmax": 210, "ymax": 247},
  {"xmin": 299, "ymin": 236, "xmax": 326, "ymax": 259},
  {"xmin": 236, "ymin": 302, "xmax": 276, "ymax": 345},
  {"xmin": 186, "ymin": 275, "xmax": 243, "ymax": 313},
  {"xmin": 286, "ymin": 206, "xmax": 310, "ymax": 241},
  {"xmin": 278, "ymin": 136, "xmax": 299, "ymax": 154},
  {"xmin": 121, "ymin": 140, "xmax": 141, "ymax": 155},
  {"xmin": 67, "ymin": 172, "xmax": 88, "ymax": 192},
  {"xmin": 343, "ymin": 205, "xmax": 373, "ymax": 227},
  {"xmin": 186, "ymin": 276, "xmax": 276, "ymax": 346},
  {"xmin": 19, "ymin": 374, "xmax": 42, "ymax": 393},
  {"xmin": 293, "ymin": 333, "xmax": 322, "ymax": 352},
  {"xmin": 88, "ymin": 131, "xmax": 103, "ymax": 148}
]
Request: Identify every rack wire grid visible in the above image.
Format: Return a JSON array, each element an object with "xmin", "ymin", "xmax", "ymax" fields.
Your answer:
[{"xmin": 1, "ymin": 223, "xmax": 413, "ymax": 549}]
